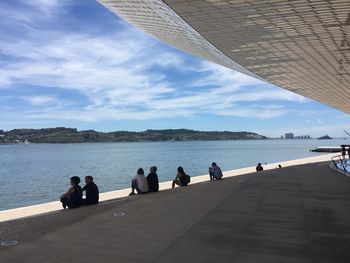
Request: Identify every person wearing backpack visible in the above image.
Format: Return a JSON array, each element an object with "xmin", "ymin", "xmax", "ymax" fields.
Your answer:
[{"xmin": 172, "ymin": 166, "xmax": 190, "ymax": 188}]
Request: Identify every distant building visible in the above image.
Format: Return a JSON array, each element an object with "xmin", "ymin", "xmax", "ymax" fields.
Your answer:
[
  {"xmin": 295, "ymin": 135, "xmax": 311, "ymax": 139},
  {"xmin": 285, "ymin": 133, "xmax": 294, "ymax": 139}
]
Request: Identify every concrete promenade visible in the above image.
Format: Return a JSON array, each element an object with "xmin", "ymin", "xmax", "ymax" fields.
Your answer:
[
  {"xmin": 1, "ymin": 154, "xmax": 350, "ymax": 262},
  {"xmin": 0, "ymin": 153, "xmax": 338, "ymax": 223}
]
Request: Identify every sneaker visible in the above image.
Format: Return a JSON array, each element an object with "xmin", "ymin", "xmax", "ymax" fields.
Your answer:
[{"xmin": 129, "ymin": 192, "xmax": 136, "ymax": 196}]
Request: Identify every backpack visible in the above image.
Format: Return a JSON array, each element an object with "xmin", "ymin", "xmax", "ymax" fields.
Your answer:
[{"xmin": 185, "ymin": 174, "xmax": 191, "ymax": 184}]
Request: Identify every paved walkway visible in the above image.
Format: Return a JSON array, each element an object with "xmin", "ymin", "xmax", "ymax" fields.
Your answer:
[
  {"xmin": 1, "ymin": 160, "xmax": 350, "ymax": 262},
  {"xmin": 0, "ymin": 153, "xmax": 337, "ymax": 223}
]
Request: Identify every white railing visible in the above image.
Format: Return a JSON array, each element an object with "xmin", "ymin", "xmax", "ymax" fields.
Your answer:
[{"xmin": 331, "ymin": 154, "xmax": 349, "ymax": 173}]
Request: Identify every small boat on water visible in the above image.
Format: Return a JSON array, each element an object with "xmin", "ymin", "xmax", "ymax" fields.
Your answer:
[
  {"xmin": 23, "ymin": 139, "xmax": 29, "ymax": 146},
  {"xmin": 310, "ymin": 146, "xmax": 341, "ymax": 152}
]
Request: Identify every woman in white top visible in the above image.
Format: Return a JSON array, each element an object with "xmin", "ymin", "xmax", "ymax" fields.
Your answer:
[{"xmin": 129, "ymin": 168, "xmax": 149, "ymax": 195}]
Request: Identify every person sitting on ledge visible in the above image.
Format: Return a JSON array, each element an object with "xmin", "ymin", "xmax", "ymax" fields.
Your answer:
[
  {"xmin": 256, "ymin": 163, "xmax": 263, "ymax": 172},
  {"xmin": 60, "ymin": 176, "xmax": 82, "ymax": 209},
  {"xmin": 82, "ymin": 176, "xmax": 99, "ymax": 205},
  {"xmin": 209, "ymin": 162, "xmax": 223, "ymax": 180},
  {"xmin": 172, "ymin": 166, "xmax": 190, "ymax": 188},
  {"xmin": 129, "ymin": 168, "xmax": 149, "ymax": 195},
  {"xmin": 147, "ymin": 166, "xmax": 159, "ymax": 193}
]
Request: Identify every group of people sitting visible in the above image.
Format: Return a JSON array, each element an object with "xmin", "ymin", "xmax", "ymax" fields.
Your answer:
[
  {"xmin": 129, "ymin": 166, "xmax": 159, "ymax": 195},
  {"xmin": 130, "ymin": 162, "xmax": 224, "ymax": 196},
  {"xmin": 256, "ymin": 163, "xmax": 282, "ymax": 172},
  {"xmin": 60, "ymin": 176, "xmax": 99, "ymax": 209},
  {"xmin": 60, "ymin": 162, "xmax": 224, "ymax": 209}
]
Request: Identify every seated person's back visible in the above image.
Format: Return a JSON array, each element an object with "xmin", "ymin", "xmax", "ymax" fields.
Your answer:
[
  {"xmin": 60, "ymin": 176, "xmax": 82, "ymax": 209},
  {"xmin": 129, "ymin": 168, "xmax": 149, "ymax": 195},
  {"xmin": 210, "ymin": 162, "xmax": 223, "ymax": 180},
  {"xmin": 172, "ymin": 166, "xmax": 190, "ymax": 188},
  {"xmin": 82, "ymin": 176, "xmax": 99, "ymax": 205},
  {"xmin": 256, "ymin": 163, "xmax": 263, "ymax": 172},
  {"xmin": 147, "ymin": 166, "xmax": 159, "ymax": 192},
  {"xmin": 179, "ymin": 173, "xmax": 189, "ymax": 186}
]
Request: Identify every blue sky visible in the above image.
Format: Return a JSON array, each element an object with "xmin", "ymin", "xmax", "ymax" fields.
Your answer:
[{"xmin": 1, "ymin": 0, "xmax": 350, "ymax": 137}]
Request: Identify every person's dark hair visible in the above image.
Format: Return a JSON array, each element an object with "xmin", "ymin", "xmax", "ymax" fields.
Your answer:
[
  {"xmin": 177, "ymin": 166, "xmax": 186, "ymax": 177},
  {"xmin": 70, "ymin": 176, "xmax": 80, "ymax": 185},
  {"xmin": 151, "ymin": 166, "xmax": 157, "ymax": 172},
  {"xmin": 137, "ymin": 168, "xmax": 144, "ymax": 175},
  {"xmin": 212, "ymin": 162, "xmax": 216, "ymax": 167},
  {"xmin": 258, "ymin": 163, "xmax": 261, "ymax": 166},
  {"xmin": 85, "ymin": 176, "xmax": 93, "ymax": 181}
]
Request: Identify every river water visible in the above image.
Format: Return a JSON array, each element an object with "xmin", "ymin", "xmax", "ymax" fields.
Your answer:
[{"xmin": 0, "ymin": 139, "xmax": 346, "ymax": 210}]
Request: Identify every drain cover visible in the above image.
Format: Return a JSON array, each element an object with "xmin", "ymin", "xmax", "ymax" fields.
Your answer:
[
  {"xmin": 1, "ymin": 240, "xmax": 18, "ymax": 247},
  {"xmin": 114, "ymin": 212, "xmax": 126, "ymax": 217}
]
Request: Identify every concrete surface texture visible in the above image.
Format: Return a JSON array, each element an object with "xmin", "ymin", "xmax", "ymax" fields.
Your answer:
[
  {"xmin": 1, "ymin": 159, "xmax": 350, "ymax": 262},
  {"xmin": 0, "ymin": 153, "xmax": 337, "ymax": 223}
]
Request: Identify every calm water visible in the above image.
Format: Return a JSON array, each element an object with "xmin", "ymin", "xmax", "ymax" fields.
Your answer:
[{"xmin": 0, "ymin": 139, "xmax": 347, "ymax": 211}]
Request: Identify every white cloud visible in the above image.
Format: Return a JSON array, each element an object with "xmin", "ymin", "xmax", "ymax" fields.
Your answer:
[
  {"xmin": 193, "ymin": 62, "xmax": 306, "ymax": 102},
  {"xmin": 21, "ymin": 0, "xmax": 72, "ymax": 16},
  {"xmin": 215, "ymin": 107, "xmax": 288, "ymax": 119},
  {"xmin": 0, "ymin": 3, "xmax": 311, "ymax": 125},
  {"xmin": 21, "ymin": 95, "xmax": 56, "ymax": 106},
  {"xmin": 0, "ymin": 73, "xmax": 12, "ymax": 87}
]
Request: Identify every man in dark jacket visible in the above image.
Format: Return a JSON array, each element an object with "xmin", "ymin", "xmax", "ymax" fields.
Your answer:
[
  {"xmin": 147, "ymin": 166, "xmax": 159, "ymax": 192},
  {"xmin": 82, "ymin": 176, "xmax": 99, "ymax": 205},
  {"xmin": 256, "ymin": 163, "xmax": 263, "ymax": 172}
]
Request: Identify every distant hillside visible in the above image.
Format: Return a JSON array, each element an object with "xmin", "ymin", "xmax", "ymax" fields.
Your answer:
[{"xmin": 0, "ymin": 127, "xmax": 267, "ymax": 144}]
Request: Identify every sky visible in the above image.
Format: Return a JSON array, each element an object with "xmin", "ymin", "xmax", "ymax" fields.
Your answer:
[{"xmin": 1, "ymin": 0, "xmax": 350, "ymax": 138}]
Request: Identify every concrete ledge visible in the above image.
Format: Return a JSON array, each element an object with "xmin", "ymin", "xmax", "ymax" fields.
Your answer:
[{"xmin": 0, "ymin": 153, "xmax": 337, "ymax": 223}]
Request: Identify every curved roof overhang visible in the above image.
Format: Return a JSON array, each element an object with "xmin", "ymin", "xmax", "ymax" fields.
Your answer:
[{"xmin": 99, "ymin": 0, "xmax": 350, "ymax": 114}]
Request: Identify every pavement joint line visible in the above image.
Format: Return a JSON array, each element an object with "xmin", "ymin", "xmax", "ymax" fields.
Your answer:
[{"xmin": 0, "ymin": 153, "xmax": 337, "ymax": 223}]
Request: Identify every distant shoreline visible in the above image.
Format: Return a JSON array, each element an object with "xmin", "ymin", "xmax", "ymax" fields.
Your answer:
[
  {"xmin": 0, "ymin": 127, "xmax": 267, "ymax": 144},
  {"xmin": 0, "ymin": 138, "xmax": 325, "ymax": 145},
  {"xmin": 0, "ymin": 139, "xmax": 267, "ymax": 145}
]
